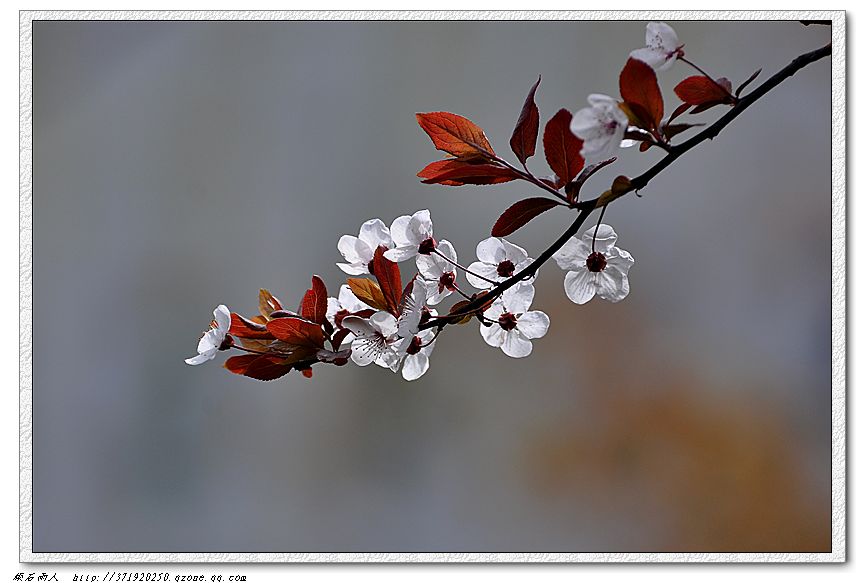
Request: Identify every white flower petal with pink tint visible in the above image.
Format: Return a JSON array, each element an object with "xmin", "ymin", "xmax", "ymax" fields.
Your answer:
[
  {"xmin": 337, "ymin": 218, "xmax": 393, "ymax": 275},
  {"xmin": 570, "ymin": 94, "xmax": 629, "ymax": 163},
  {"xmin": 344, "ymin": 311, "xmax": 398, "ymax": 367},
  {"xmin": 553, "ymin": 223, "xmax": 634, "ymax": 305},
  {"xmin": 185, "ymin": 305, "xmax": 231, "ymax": 365},
  {"xmin": 629, "ymin": 22, "xmax": 682, "ymax": 72},
  {"xmin": 384, "ymin": 209, "xmax": 435, "ymax": 262},
  {"xmin": 479, "ymin": 282, "xmax": 549, "ymax": 359},
  {"xmin": 466, "ymin": 237, "xmax": 532, "ymax": 290}
]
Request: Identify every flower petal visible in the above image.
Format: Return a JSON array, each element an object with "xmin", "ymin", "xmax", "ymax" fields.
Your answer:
[
  {"xmin": 501, "ymin": 331, "xmax": 533, "ymax": 358},
  {"xmin": 341, "ymin": 315, "xmax": 377, "ymax": 339},
  {"xmin": 358, "ymin": 218, "xmax": 392, "ymax": 250},
  {"xmin": 337, "ymin": 235, "xmax": 366, "ymax": 265},
  {"xmin": 185, "ymin": 352, "xmax": 212, "ymax": 365},
  {"xmin": 516, "ymin": 310, "xmax": 550, "ymax": 339},
  {"xmin": 581, "ymin": 223, "xmax": 618, "ymax": 254},
  {"xmin": 371, "ymin": 311, "xmax": 398, "ymax": 337},
  {"xmin": 629, "ymin": 47, "xmax": 668, "ymax": 70},
  {"xmin": 383, "ymin": 245, "xmax": 417, "ymax": 263},
  {"xmin": 480, "ymin": 322, "xmax": 506, "ymax": 348},
  {"xmin": 563, "ymin": 268, "xmax": 596, "ymax": 305},
  {"xmin": 336, "ymin": 262, "xmax": 368, "ymax": 276},
  {"xmin": 502, "ymin": 281, "xmax": 535, "ymax": 313},
  {"xmin": 466, "ymin": 261, "xmax": 500, "ymax": 289},
  {"xmin": 402, "ymin": 352, "xmax": 430, "ymax": 381},
  {"xmin": 475, "ymin": 237, "xmax": 506, "ymax": 264},
  {"xmin": 646, "ymin": 21, "xmax": 679, "ymax": 53},
  {"xmin": 407, "ymin": 209, "xmax": 433, "ymax": 244},
  {"xmin": 501, "ymin": 239, "xmax": 529, "ymax": 264},
  {"xmin": 350, "ymin": 338, "xmax": 381, "ymax": 366},
  {"xmin": 553, "ymin": 236, "xmax": 589, "ymax": 271},
  {"xmin": 213, "ymin": 305, "xmax": 231, "ymax": 333},
  {"xmin": 389, "ymin": 215, "xmax": 412, "ymax": 246}
]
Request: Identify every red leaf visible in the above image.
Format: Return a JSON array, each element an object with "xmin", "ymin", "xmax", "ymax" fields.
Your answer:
[
  {"xmin": 229, "ymin": 313, "xmax": 274, "ymax": 340},
  {"xmin": 542, "ymin": 109, "xmax": 584, "ymax": 185},
  {"xmin": 266, "ymin": 318, "xmax": 325, "ymax": 349},
  {"xmin": 224, "ymin": 354, "xmax": 259, "ymax": 374},
  {"xmin": 245, "ymin": 356, "xmax": 293, "ymax": 381},
  {"xmin": 416, "ymin": 112, "xmax": 495, "ymax": 159},
  {"xmin": 370, "ymin": 246, "xmax": 403, "ymax": 316},
  {"xmin": 224, "ymin": 354, "xmax": 292, "ymax": 381},
  {"xmin": 258, "ymin": 288, "xmax": 283, "ymax": 320},
  {"xmin": 491, "ymin": 197, "xmax": 560, "ymax": 237},
  {"xmin": 674, "ymin": 76, "xmax": 734, "ymax": 106},
  {"xmin": 509, "ymin": 76, "xmax": 541, "ymax": 165},
  {"xmin": 620, "ymin": 58, "xmax": 664, "ymax": 130},
  {"xmin": 419, "ymin": 160, "xmax": 518, "ymax": 186},
  {"xmin": 300, "ymin": 275, "xmax": 328, "ymax": 325}
]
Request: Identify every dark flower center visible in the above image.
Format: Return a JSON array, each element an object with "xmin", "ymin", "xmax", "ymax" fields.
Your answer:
[
  {"xmin": 586, "ymin": 251, "xmax": 607, "ymax": 273},
  {"xmin": 417, "ymin": 237, "xmax": 437, "ymax": 255},
  {"xmin": 498, "ymin": 312, "xmax": 519, "ymax": 331},
  {"xmin": 419, "ymin": 308, "xmax": 432, "ymax": 326},
  {"xmin": 219, "ymin": 334, "xmax": 235, "ymax": 351},
  {"xmin": 496, "ymin": 259, "xmax": 515, "ymax": 278},
  {"xmin": 406, "ymin": 336, "xmax": 423, "ymax": 355},
  {"xmin": 439, "ymin": 271, "xmax": 456, "ymax": 292}
]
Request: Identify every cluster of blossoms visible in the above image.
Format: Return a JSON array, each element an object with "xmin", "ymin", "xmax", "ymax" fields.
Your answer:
[{"xmin": 185, "ymin": 22, "xmax": 757, "ymax": 383}]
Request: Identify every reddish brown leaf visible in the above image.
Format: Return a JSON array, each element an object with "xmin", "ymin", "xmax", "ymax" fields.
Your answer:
[
  {"xmin": 370, "ymin": 246, "xmax": 402, "ymax": 316},
  {"xmin": 229, "ymin": 313, "xmax": 274, "ymax": 340},
  {"xmin": 509, "ymin": 76, "xmax": 541, "ymax": 165},
  {"xmin": 419, "ymin": 161, "xmax": 518, "ymax": 186},
  {"xmin": 266, "ymin": 318, "xmax": 325, "ymax": 349},
  {"xmin": 245, "ymin": 356, "xmax": 293, "ymax": 381},
  {"xmin": 674, "ymin": 76, "xmax": 734, "ymax": 106},
  {"xmin": 300, "ymin": 275, "xmax": 328, "ymax": 325},
  {"xmin": 224, "ymin": 354, "xmax": 259, "ymax": 375},
  {"xmin": 620, "ymin": 58, "xmax": 664, "ymax": 130},
  {"xmin": 258, "ymin": 289, "xmax": 283, "ymax": 320},
  {"xmin": 542, "ymin": 109, "xmax": 584, "ymax": 185},
  {"xmin": 224, "ymin": 354, "xmax": 293, "ymax": 381},
  {"xmin": 491, "ymin": 197, "xmax": 560, "ymax": 237},
  {"xmin": 346, "ymin": 278, "xmax": 388, "ymax": 312},
  {"xmin": 416, "ymin": 112, "xmax": 495, "ymax": 159}
]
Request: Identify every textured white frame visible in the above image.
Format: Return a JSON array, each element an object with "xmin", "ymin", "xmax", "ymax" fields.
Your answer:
[{"xmin": 18, "ymin": 9, "xmax": 846, "ymax": 563}]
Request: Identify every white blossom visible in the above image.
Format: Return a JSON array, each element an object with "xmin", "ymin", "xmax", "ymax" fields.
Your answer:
[
  {"xmin": 570, "ymin": 94, "xmax": 629, "ymax": 164},
  {"xmin": 337, "ymin": 218, "xmax": 393, "ymax": 275},
  {"xmin": 466, "ymin": 237, "xmax": 532, "ymax": 290},
  {"xmin": 552, "ymin": 223, "xmax": 634, "ymax": 304},
  {"xmin": 185, "ymin": 305, "xmax": 231, "ymax": 365},
  {"xmin": 629, "ymin": 22, "xmax": 683, "ymax": 73},
  {"xmin": 480, "ymin": 283, "xmax": 550, "ymax": 358},
  {"xmin": 384, "ymin": 209, "xmax": 436, "ymax": 262},
  {"xmin": 416, "ymin": 239, "xmax": 458, "ymax": 304},
  {"xmin": 342, "ymin": 311, "xmax": 400, "ymax": 369}
]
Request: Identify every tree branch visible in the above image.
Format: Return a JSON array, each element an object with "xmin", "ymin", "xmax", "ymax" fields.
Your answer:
[{"xmin": 421, "ymin": 42, "xmax": 831, "ymax": 331}]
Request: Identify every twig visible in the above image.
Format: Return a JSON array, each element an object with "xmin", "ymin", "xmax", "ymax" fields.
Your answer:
[{"xmin": 420, "ymin": 42, "xmax": 831, "ymax": 331}]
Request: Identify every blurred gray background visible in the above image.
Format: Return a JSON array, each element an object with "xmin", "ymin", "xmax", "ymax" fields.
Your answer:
[{"xmin": 33, "ymin": 20, "xmax": 832, "ymax": 552}]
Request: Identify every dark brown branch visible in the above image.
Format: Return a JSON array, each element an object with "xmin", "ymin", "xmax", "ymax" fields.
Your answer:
[{"xmin": 420, "ymin": 42, "xmax": 831, "ymax": 331}]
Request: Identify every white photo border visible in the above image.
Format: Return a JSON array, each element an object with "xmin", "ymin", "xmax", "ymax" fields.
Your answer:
[{"xmin": 18, "ymin": 9, "xmax": 846, "ymax": 563}]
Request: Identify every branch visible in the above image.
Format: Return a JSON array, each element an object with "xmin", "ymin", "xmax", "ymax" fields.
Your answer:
[{"xmin": 420, "ymin": 42, "xmax": 831, "ymax": 331}]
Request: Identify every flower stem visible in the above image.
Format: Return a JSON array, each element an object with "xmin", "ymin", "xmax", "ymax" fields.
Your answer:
[{"xmin": 432, "ymin": 248, "xmax": 499, "ymax": 286}]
